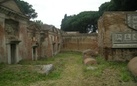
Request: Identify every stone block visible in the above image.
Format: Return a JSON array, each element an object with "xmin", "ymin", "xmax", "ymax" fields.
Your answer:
[
  {"xmin": 84, "ymin": 58, "xmax": 97, "ymax": 65},
  {"xmin": 83, "ymin": 55, "xmax": 91, "ymax": 60},
  {"xmin": 128, "ymin": 57, "xmax": 137, "ymax": 77},
  {"xmin": 83, "ymin": 49, "xmax": 98, "ymax": 57},
  {"xmin": 36, "ymin": 64, "xmax": 54, "ymax": 75}
]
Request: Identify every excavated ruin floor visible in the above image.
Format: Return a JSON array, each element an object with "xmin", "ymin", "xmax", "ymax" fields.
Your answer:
[{"xmin": 0, "ymin": 52, "xmax": 137, "ymax": 86}]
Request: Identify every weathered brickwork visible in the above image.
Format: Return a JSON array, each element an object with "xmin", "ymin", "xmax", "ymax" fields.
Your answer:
[
  {"xmin": 0, "ymin": 0, "xmax": 30, "ymax": 63},
  {"xmin": 98, "ymin": 12, "xmax": 137, "ymax": 61},
  {"xmin": 40, "ymin": 24, "xmax": 62, "ymax": 58},
  {"xmin": 61, "ymin": 33, "xmax": 98, "ymax": 52},
  {"xmin": 0, "ymin": 0, "xmax": 62, "ymax": 64},
  {"xmin": 3, "ymin": 1, "xmax": 136, "ymax": 64}
]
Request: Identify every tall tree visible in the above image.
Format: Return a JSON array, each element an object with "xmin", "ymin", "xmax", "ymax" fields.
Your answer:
[
  {"xmin": 112, "ymin": 0, "xmax": 137, "ymax": 11},
  {"xmin": 16, "ymin": 0, "xmax": 38, "ymax": 19}
]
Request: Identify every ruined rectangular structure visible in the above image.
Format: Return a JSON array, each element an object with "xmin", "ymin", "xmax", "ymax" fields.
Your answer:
[
  {"xmin": 98, "ymin": 12, "xmax": 137, "ymax": 61},
  {"xmin": 40, "ymin": 24, "xmax": 62, "ymax": 58},
  {"xmin": 0, "ymin": 0, "xmax": 30, "ymax": 64},
  {"xmin": 0, "ymin": 0, "xmax": 62, "ymax": 64}
]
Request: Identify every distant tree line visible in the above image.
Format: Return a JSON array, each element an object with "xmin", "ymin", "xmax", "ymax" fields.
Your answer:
[{"xmin": 61, "ymin": 0, "xmax": 137, "ymax": 33}]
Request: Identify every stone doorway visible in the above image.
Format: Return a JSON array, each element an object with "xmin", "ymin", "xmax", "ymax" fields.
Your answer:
[
  {"xmin": 52, "ymin": 43, "xmax": 56, "ymax": 55},
  {"xmin": 58, "ymin": 44, "xmax": 60, "ymax": 51},
  {"xmin": 7, "ymin": 40, "xmax": 20, "ymax": 64},
  {"xmin": 10, "ymin": 44, "xmax": 16, "ymax": 64},
  {"xmin": 32, "ymin": 47, "xmax": 37, "ymax": 60}
]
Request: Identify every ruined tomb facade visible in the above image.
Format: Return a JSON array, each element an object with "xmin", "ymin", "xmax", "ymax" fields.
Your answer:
[
  {"xmin": 98, "ymin": 12, "xmax": 137, "ymax": 61},
  {"xmin": 0, "ymin": 0, "xmax": 30, "ymax": 64},
  {"xmin": 41, "ymin": 24, "xmax": 62, "ymax": 57}
]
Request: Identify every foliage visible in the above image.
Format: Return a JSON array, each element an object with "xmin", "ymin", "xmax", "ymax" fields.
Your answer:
[
  {"xmin": 99, "ymin": 0, "xmax": 137, "ymax": 16},
  {"xmin": 110, "ymin": 0, "xmax": 137, "ymax": 11},
  {"xmin": 16, "ymin": 0, "xmax": 38, "ymax": 19},
  {"xmin": 61, "ymin": 11, "xmax": 99, "ymax": 33},
  {"xmin": 98, "ymin": 2, "xmax": 112, "ymax": 16},
  {"xmin": 33, "ymin": 20, "xmax": 43, "ymax": 29}
]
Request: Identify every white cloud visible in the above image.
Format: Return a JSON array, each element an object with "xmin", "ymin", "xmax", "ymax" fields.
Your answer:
[{"xmin": 23, "ymin": 0, "xmax": 110, "ymax": 28}]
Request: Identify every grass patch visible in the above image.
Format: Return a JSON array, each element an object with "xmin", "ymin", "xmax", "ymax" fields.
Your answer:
[
  {"xmin": 0, "ymin": 51, "xmax": 82, "ymax": 86},
  {"xmin": 83, "ymin": 56, "xmax": 135, "ymax": 82},
  {"xmin": 0, "ymin": 58, "xmax": 62, "ymax": 85},
  {"xmin": 0, "ymin": 51, "xmax": 136, "ymax": 86}
]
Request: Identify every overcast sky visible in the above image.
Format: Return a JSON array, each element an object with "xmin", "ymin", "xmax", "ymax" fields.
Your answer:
[{"xmin": 23, "ymin": 0, "xmax": 110, "ymax": 28}]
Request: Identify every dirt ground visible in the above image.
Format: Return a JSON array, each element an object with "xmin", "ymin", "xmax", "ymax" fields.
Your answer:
[{"xmin": 29, "ymin": 53, "xmax": 137, "ymax": 86}]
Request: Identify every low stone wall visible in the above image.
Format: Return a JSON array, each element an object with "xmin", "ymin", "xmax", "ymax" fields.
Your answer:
[
  {"xmin": 98, "ymin": 12, "xmax": 137, "ymax": 61},
  {"xmin": 61, "ymin": 33, "xmax": 98, "ymax": 52}
]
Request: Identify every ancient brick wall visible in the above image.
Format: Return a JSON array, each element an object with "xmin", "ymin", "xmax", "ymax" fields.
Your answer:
[
  {"xmin": 0, "ymin": 15, "xmax": 7, "ymax": 63},
  {"xmin": 98, "ymin": 12, "xmax": 137, "ymax": 61},
  {"xmin": 45, "ymin": 30, "xmax": 62, "ymax": 57},
  {"xmin": 0, "ymin": 0, "xmax": 63, "ymax": 64},
  {"xmin": 0, "ymin": 16, "xmax": 30, "ymax": 63},
  {"xmin": 40, "ymin": 25, "xmax": 62, "ymax": 58},
  {"xmin": 61, "ymin": 33, "xmax": 98, "ymax": 52},
  {"xmin": 0, "ymin": 0, "xmax": 30, "ymax": 63},
  {"xmin": 19, "ymin": 21, "xmax": 34, "ymax": 61}
]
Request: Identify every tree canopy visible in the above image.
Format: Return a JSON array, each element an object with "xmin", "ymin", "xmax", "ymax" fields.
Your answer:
[
  {"xmin": 61, "ymin": 11, "xmax": 99, "ymax": 33},
  {"xmin": 16, "ymin": 0, "xmax": 38, "ymax": 19},
  {"xmin": 98, "ymin": 0, "xmax": 137, "ymax": 16}
]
